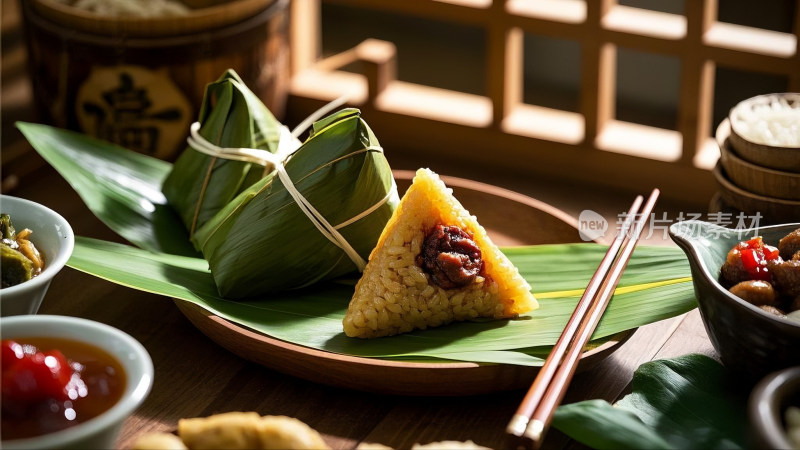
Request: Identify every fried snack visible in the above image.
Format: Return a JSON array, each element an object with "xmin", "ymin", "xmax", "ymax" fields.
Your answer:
[
  {"xmin": 177, "ymin": 412, "xmax": 329, "ymax": 450},
  {"xmin": 258, "ymin": 416, "xmax": 330, "ymax": 450}
]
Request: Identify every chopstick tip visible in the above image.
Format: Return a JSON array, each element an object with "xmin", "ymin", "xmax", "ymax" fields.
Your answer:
[
  {"xmin": 506, "ymin": 414, "xmax": 530, "ymax": 437},
  {"xmin": 523, "ymin": 420, "xmax": 545, "ymax": 448}
]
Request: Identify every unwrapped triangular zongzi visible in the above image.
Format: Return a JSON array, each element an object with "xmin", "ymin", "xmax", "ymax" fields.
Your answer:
[{"xmin": 343, "ymin": 168, "xmax": 538, "ymax": 338}]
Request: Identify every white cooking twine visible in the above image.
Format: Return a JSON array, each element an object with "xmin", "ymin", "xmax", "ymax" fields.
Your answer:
[{"xmin": 185, "ymin": 98, "xmax": 396, "ymax": 272}]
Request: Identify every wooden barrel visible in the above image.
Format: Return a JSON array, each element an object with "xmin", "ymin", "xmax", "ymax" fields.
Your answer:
[{"xmin": 21, "ymin": 0, "xmax": 290, "ymax": 160}]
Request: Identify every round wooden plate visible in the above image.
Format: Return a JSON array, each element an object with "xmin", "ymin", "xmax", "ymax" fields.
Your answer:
[{"xmin": 175, "ymin": 171, "xmax": 635, "ymax": 396}]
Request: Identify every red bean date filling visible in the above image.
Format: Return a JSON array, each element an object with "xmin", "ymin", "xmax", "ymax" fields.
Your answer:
[{"xmin": 416, "ymin": 225, "xmax": 483, "ymax": 289}]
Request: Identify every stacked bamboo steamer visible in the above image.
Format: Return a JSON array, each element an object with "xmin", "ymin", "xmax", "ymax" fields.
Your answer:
[
  {"xmin": 22, "ymin": 0, "xmax": 290, "ymax": 160},
  {"xmin": 713, "ymin": 93, "xmax": 800, "ymax": 225}
]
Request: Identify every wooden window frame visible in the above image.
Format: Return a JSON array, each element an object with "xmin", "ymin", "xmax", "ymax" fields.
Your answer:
[{"xmin": 288, "ymin": 0, "xmax": 799, "ymax": 201}]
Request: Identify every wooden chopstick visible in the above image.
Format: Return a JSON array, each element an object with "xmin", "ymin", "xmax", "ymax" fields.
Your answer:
[
  {"xmin": 523, "ymin": 189, "xmax": 660, "ymax": 446},
  {"xmin": 506, "ymin": 189, "xmax": 660, "ymax": 450},
  {"xmin": 505, "ymin": 195, "xmax": 643, "ymax": 440}
]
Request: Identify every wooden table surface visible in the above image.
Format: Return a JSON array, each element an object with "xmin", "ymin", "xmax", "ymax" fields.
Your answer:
[{"xmin": 1, "ymin": 3, "xmax": 718, "ymax": 448}]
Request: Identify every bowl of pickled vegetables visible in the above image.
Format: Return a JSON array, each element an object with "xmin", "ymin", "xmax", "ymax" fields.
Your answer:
[
  {"xmin": 670, "ymin": 220, "xmax": 800, "ymax": 382},
  {"xmin": 1, "ymin": 195, "xmax": 74, "ymax": 316}
]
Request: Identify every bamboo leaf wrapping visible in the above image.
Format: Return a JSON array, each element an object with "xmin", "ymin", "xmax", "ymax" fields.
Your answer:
[
  {"xmin": 190, "ymin": 108, "xmax": 397, "ymax": 297},
  {"xmin": 162, "ymin": 70, "xmax": 284, "ymax": 239},
  {"xmin": 76, "ymin": 68, "xmax": 399, "ymax": 297}
]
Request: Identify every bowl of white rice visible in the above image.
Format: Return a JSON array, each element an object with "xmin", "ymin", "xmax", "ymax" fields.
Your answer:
[
  {"xmin": 717, "ymin": 119, "xmax": 800, "ymax": 201},
  {"xmin": 728, "ymin": 93, "xmax": 800, "ymax": 173}
]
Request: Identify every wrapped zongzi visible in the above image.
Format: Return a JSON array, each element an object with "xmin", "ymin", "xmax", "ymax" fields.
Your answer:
[{"xmin": 164, "ymin": 72, "xmax": 397, "ymax": 297}]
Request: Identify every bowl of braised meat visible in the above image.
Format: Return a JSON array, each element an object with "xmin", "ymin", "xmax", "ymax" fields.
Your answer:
[{"xmin": 670, "ymin": 221, "xmax": 800, "ymax": 382}]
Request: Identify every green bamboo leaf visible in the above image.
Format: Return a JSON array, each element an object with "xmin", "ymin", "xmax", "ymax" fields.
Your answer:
[
  {"xmin": 553, "ymin": 400, "xmax": 671, "ymax": 450},
  {"xmin": 15, "ymin": 122, "xmax": 196, "ymax": 257},
  {"xmin": 616, "ymin": 354, "xmax": 748, "ymax": 449},
  {"xmin": 429, "ymin": 351, "xmax": 544, "ymax": 366},
  {"xmin": 67, "ymin": 237, "xmax": 696, "ymax": 365},
  {"xmin": 552, "ymin": 354, "xmax": 748, "ymax": 449}
]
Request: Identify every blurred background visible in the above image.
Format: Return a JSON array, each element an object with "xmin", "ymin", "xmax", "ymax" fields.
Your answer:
[
  {"xmin": 2, "ymin": 0, "xmax": 798, "ymax": 230},
  {"xmin": 318, "ymin": 0, "xmax": 794, "ymax": 132}
]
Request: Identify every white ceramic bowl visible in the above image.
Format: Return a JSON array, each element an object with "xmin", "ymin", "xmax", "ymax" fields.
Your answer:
[
  {"xmin": 728, "ymin": 93, "xmax": 800, "ymax": 173},
  {"xmin": 1, "ymin": 315, "xmax": 154, "ymax": 449},
  {"xmin": 1, "ymin": 195, "xmax": 74, "ymax": 316},
  {"xmin": 749, "ymin": 366, "xmax": 800, "ymax": 449}
]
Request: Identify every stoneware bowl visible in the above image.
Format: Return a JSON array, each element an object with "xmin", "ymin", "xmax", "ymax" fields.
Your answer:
[
  {"xmin": 717, "ymin": 119, "xmax": 800, "ymax": 201},
  {"xmin": 749, "ymin": 366, "xmax": 800, "ymax": 449},
  {"xmin": 712, "ymin": 163, "xmax": 800, "ymax": 225},
  {"xmin": 1, "ymin": 315, "xmax": 153, "ymax": 449},
  {"xmin": 0, "ymin": 195, "xmax": 74, "ymax": 316},
  {"xmin": 727, "ymin": 93, "xmax": 800, "ymax": 173},
  {"xmin": 669, "ymin": 220, "xmax": 800, "ymax": 382}
]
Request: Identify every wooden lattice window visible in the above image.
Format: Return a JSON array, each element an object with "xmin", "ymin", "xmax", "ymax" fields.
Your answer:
[{"xmin": 288, "ymin": 0, "xmax": 799, "ymax": 202}]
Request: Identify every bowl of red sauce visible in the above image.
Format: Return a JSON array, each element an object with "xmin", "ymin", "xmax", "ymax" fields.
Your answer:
[{"xmin": 1, "ymin": 315, "xmax": 153, "ymax": 449}]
